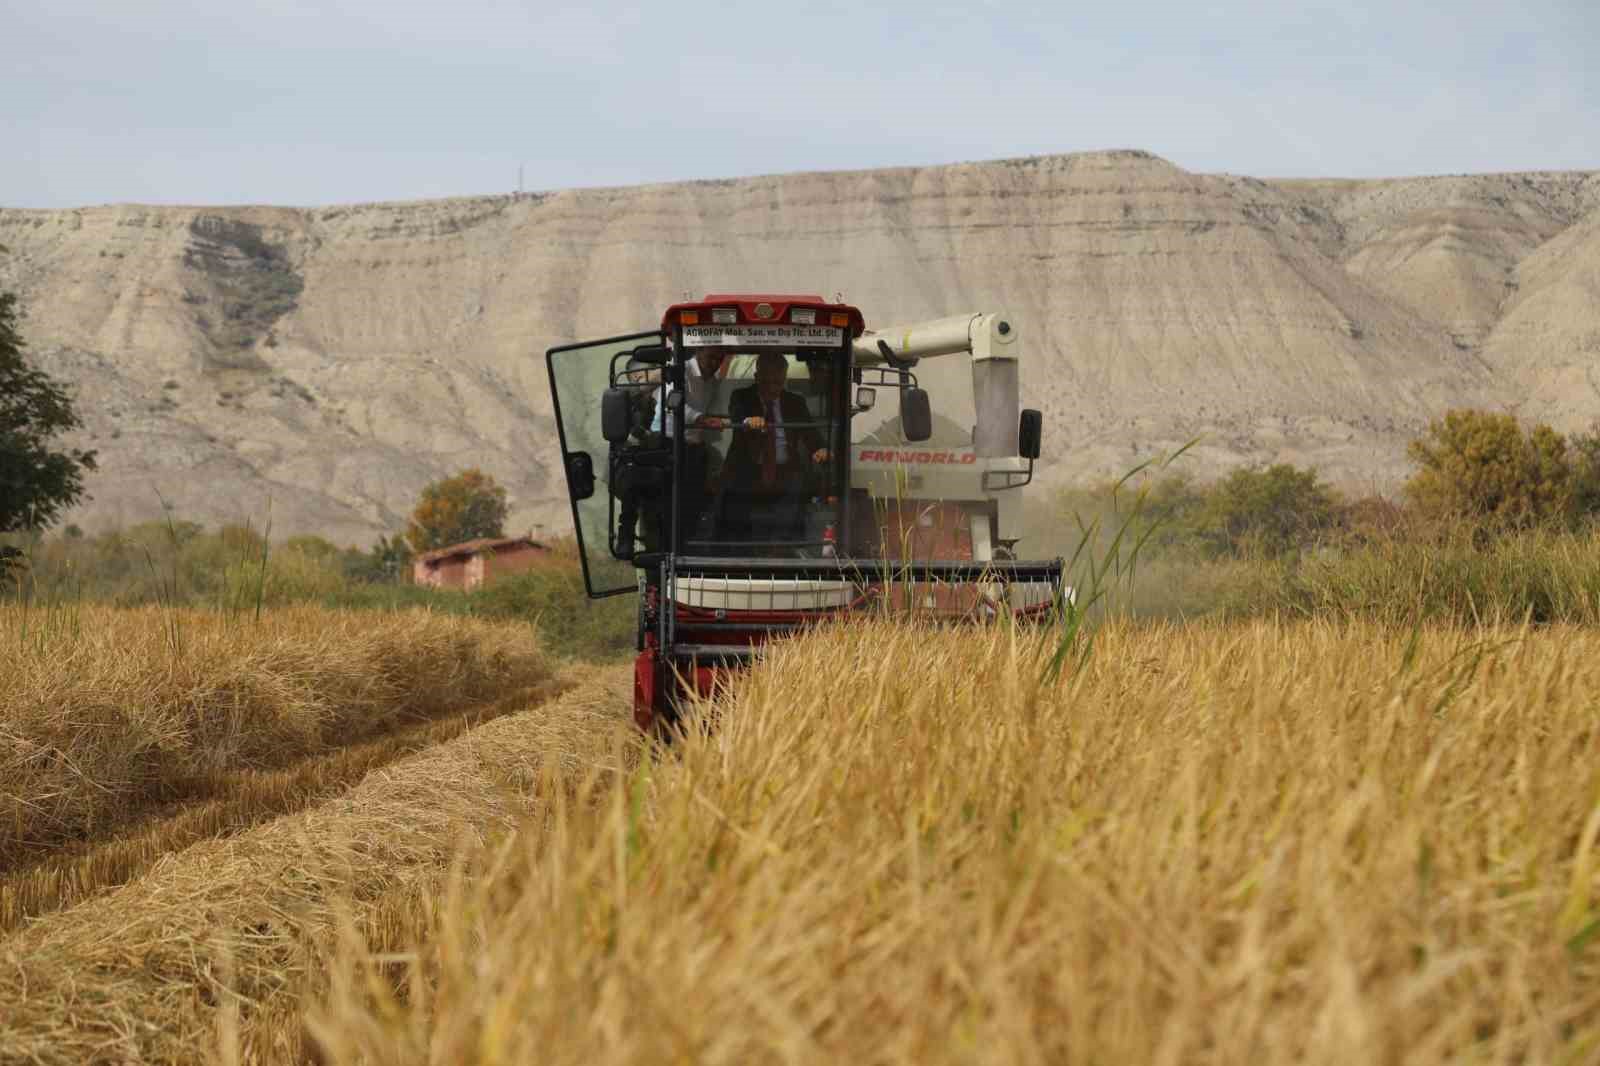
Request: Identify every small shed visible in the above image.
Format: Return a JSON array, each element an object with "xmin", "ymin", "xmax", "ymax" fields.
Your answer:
[{"xmin": 412, "ymin": 535, "xmax": 550, "ymax": 591}]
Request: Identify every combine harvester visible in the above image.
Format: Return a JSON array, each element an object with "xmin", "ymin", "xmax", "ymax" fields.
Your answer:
[{"xmin": 546, "ymin": 295, "xmax": 1065, "ymax": 731}]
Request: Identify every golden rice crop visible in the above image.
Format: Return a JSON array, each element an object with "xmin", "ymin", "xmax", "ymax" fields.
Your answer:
[
  {"xmin": 0, "ymin": 666, "xmax": 631, "ymax": 1066},
  {"xmin": 0, "ymin": 674, "xmax": 571, "ymax": 936},
  {"xmin": 0, "ymin": 604, "xmax": 554, "ymax": 866},
  {"xmin": 308, "ymin": 618, "xmax": 1600, "ymax": 1066}
]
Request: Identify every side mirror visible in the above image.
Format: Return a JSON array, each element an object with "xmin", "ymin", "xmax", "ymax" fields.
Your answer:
[
  {"xmin": 565, "ymin": 451, "xmax": 596, "ymax": 501},
  {"xmin": 854, "ymin": 386, "xmax": 877, "ymax": 412},
  {"xmin": 902, "ymin": 387, "xmax": 933, "ymax": 443},
  {"xmin": 1019, "ymin": 408, "xmax": 1042, "ymax": 460},
  {"xmin": 626, "ymin": 344, "xmax": 670, "ymax": 366},
  {"xmin": 601, "ymin": 389, "xmax": 631, "ymax": 443}
]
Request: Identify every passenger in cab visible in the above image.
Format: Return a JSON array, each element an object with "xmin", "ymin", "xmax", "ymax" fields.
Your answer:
[
  {"xmin": 802, "ymin": 354, "xmax": 835, "ymax": 419},
  {"xmin": 653, "ymin": 345, "xmax": 730, "ymax": 441},
  {"xmin": 653, "ymin": 345, "xmax": 731, "ymax": 548}
]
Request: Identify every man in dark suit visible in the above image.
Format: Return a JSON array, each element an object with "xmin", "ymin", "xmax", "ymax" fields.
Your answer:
[{"xmin": 718, "ymin": 352, "xmax": 831, "ymax": 547}]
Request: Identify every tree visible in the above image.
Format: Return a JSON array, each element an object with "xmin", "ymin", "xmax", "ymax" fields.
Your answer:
[
  {"xmin": 1197, "ymin": 463, "xmax": 1341, "ymax": 556},
  {"xmin": 405, "ymin": 468, "xmax": 509, "ymax": 552},
  {"xmin": 0, "ymin": 291, "xmax": 97, "ymax": 532},
  {"xmin": 343, "ymin": 533, "xmax": 412, "ymax": 584},
  {"xmin": 1405, "ymin": 409, "xmax": 1572, "ymax": 528},
  {"xmin": 0, "ymin": 545, "xmax": 21, "ymax": 585},
  {"xmin": 1567, "ymin": 425, "xmax": 1600, "ymax": 522},
  {"xmin": 281, "ymin": 534, "xmax": 341, "ymax": 559}
]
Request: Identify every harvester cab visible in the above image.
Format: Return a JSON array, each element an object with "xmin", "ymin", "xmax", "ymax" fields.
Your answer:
[{"xmin": 546, "ymin": 295, "xmax": 1065, "ymax": 732}]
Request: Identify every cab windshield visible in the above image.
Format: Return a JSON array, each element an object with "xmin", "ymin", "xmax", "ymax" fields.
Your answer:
[{"xmin": 672, "ymin": 347, "xmax": 846, "ymax": 558}]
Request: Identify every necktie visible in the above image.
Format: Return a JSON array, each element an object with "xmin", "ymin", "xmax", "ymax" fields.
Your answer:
[{"xmin": 762, "ymin": 398, "xmax": 778, "ymax": 488}]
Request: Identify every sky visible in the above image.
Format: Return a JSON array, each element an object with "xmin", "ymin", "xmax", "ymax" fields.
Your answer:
[{"xmin": 3, "ymin": 0, "xmax": 1595, "ymax": 208}]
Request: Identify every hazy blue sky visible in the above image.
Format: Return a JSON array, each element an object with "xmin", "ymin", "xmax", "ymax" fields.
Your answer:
[{"xmin": 4, "ymin": 0, "xmax": 1595, "ymax": 208}]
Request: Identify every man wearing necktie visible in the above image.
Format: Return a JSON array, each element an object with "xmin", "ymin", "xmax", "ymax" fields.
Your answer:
[{"xmin": 721, "ymin": 353, "xmax": 831, "ymax": 547}]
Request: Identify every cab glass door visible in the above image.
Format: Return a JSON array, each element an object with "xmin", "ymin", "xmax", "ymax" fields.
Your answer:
[{"xmin": 546, "ymin": 331, "xmax": 660, "ymax": 597}]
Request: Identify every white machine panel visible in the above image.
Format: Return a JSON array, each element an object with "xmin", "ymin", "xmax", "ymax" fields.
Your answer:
[{"xmin": 682, "ymin": 325, "xmax": 843, "ymax": 347}]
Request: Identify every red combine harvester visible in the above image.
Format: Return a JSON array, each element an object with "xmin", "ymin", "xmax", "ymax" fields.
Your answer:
[{"xmin": 546, "ymin": 295, "xmax": 1065, "ymax": 732}]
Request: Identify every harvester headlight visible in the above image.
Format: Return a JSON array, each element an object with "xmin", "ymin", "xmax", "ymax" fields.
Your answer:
[
  {"xmin": 790, "ymin": 308, "xmax": 816, "ymax": 325},
  {"xmin": 711, "ymin": 307, "xmax": 738, "ymax": 324}
]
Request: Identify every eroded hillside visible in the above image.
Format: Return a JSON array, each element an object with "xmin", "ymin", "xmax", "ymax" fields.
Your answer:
[{"xmin": 2, "ymin": 151, "xmax": 1596, "ymax": 541}]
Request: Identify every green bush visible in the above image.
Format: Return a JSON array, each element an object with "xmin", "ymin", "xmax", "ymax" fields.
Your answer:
[
  {"xmin": 1405, "ymin": 409, "xmax": 1573, "ymax": 528},
  {"xmin": 1223, "ymin": 523, "xmax": 1600, "ymax": 626},
  {"xmin": 1195, "ymin": 464, "xmax": 1340, "ymax": 557},
  {"xmin": 281, "ymin": 534, "xmax": 341, "ymax": 559},
  {"xmin": 465, "ymin": 568, "xmax": 637, "ymax": 660},
  {"xmin": 1568, "ymin": 426, "xmax": 1600, "ymax": 521},
  {"xmin": 3, "ymin": 521, "xmax": 635, "ymax": 662},
  {"xmin": 1333, "ymin": 494, "xmax": 1408, "ymax": 546},
  {"xmin": 1045, "ymin": 464, "xmax": 1339, "ymax": 563},
  {"xmin": 318, "ymin": 567, "xmax": 634, "ymax": 661},
  {"xmin": 1040, "ymin": 451, "xmax": 1600, "ymax": 627}
]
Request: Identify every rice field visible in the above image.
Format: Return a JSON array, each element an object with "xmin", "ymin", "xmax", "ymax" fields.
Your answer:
[
  {"xmin": 3, "ymin": 608, "xmax": 1599, "ymax": 1064},
  {"xmin": 305, "ymin": 619, "xmax": 1600, "ymax": 1065},
  {"xmin": 1, "ymin": 604, "xmax": 558, "ymax": 868}
]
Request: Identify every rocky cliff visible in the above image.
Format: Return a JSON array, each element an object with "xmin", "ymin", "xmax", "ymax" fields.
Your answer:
[{"xmin": 3, "ymin": 150, "xmax": 1597, "ymax": 542}]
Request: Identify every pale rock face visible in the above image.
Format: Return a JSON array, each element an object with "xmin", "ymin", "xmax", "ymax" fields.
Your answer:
[
  {"xmin": 1478, "ymin": 193, "xmax": 1600, "ymax": 432},
  {"xmin": 1, "ymin": 150, "xmax": 1596, "ymax": 542}
]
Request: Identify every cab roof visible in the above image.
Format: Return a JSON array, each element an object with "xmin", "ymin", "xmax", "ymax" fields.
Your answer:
[{"xmin": 660, "ymin": 294, "xmax": 866, "ymax": 337}]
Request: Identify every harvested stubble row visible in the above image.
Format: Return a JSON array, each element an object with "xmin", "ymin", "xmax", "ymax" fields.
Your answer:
[
  {"xmin": 0, "ymin": 676, "xmax": 570, "ymax": 936},
  {"xmin": 0, "ymin": 665, "xmax": 632, "ymax": 1065},
  {"xmin": 0, "ymin": 605, "xmax": 556, "ymax": 869},
  {"xmin": 309, "ymin": 620, "xmax": 1600, "ymax": 1066}
]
